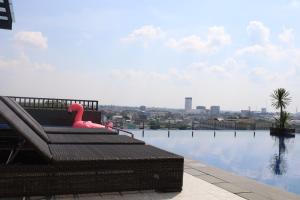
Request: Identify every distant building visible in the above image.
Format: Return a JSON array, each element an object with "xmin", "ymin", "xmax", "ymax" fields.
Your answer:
[
  {"xmin": 196, "ymin": 106, "xmax": 206, "ymax": 110},
  {"xmin": 185, "ymin": 97, "xmax": 192, "ymax": 112},
  {"xmin": 196, "ymin": 106, "xmax": 206, "ymax": 114},
  {"xmin": 241, "ymin": 109, "xmax": 251, "ymax": 117},
  {"xmin": 112, "ymin": 115, "xmax": 124, "ymax": 128},
  {"xmin": 261, "ymin": 108, "xmax": 267, "ymax": 114},
  {"xmin": 210, "ymin": 106, "xmax": 220, "ymax": 116},
  {"xmin": 294, "ymin": 112, "xmax": 300, "ymax": 120},
  {"xmin": 139, "ymin": 105, "xmax": 146, "ymax": 111}
]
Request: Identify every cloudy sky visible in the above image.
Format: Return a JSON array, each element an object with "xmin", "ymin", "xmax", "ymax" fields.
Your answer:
[{"xmin": 0, "ymin": 0, "xmax": 300, "ymax": 112}]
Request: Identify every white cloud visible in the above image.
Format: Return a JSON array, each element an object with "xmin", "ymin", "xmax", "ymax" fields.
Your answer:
[
  {"xmin": 189, "ymin": 62, "xmax": 208, "ymax": 71},
  {"xmin": 207, "ymin": 26, "xmax": 232, "ymax": 47},
  {"xmin": 234, "ymin": 21, "xmax": 300, "ymax": 86},
  {"xmin": 168, "ymin": 68, "xmax": 192, "ymax": 81},
  {"xmin": 0, "ymin": 53, "xmax": 55, "ymax": 71},
  {"xmin": 167, "ymin": 26, "xmax": 231, "ymax": 53},
  {"xmin": 121, "ymin": 25, "xmax": 164, "ymax": 47},
  {"xmin": 289, "ymin": 0, "xmax": 300, "ymax": 7},
  {"xmin": 149, "ymin": 71, "xmax": 169, "ymax": 81},
  {"xmin": 189, "ymin": 61, "xmax": 232, "ymax": 77},
  {"xmin": 249, "ymin": 65, "xmax": 300, "ymax": 85},
  {"xmin": 278, "ymin": 28, "xmax": 295, "ymax": 45},
  {"xmin": 235, "ymin": 44, "xmax": 300, "ymax": 82},
  {"xmin": 109, "ymin": 69, "xmax": 171, "ymax": 83},
  {"xmin": 236, "ymin": 44, "xmax": 264, "ymax": 55},
  {"xmin": 235, "ymin": 44, "xmax": 287, "ymax": 61},
  {"xmin": 14, "ymin": 31, "xmax": 48, "ymax": 49},
  {"xmin": 110, "ymin": 63, "xmax": 231, "ymax": 85},
  {"xmin": 223, "ymin": 57, "xmax": 242, "ymax": 70},
  {"xmin": 209, "ymin": 65, "xmax": 227, "ymax": 74},
  {"xmin": 250, "ymin": 67, "xmax": 280, "ymax": 81},
  {"xmin": 251, "ymin": 67, "xmax": 268, "ymax": 76},
  {"xmin": 110, "ymin": 69, "xmax": 147, "ymax": 80},
  {"xmin": 296, "ymin": 50, "xmax": 300, "ymax": 64},
  {"xmin": 167, "ymin": 35, "xmax": 207, "ymax": 52},
  {"xmin": 122, "ymin": 25, "xmax": 231, "ymax": 53},
  {"xmin": 247, "ymin": 21, "xmax": 270, "ymax": 44},
  {"xmin": 236, "ymin": 21, "xmax": 300, "ymax": 68}
]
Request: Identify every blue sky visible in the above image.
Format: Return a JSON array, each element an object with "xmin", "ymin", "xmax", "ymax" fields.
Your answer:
[{"xmin": 0, "ymin": 0, "xmax": 300, "ymax": 111}]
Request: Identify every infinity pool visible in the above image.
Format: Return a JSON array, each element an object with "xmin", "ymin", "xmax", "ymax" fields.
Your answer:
[{"xmin": 131, "ymin": 130, "xmax": 300, "ymax": 195}]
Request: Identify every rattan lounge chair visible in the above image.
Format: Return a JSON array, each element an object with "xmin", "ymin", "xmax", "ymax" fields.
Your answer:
[
  {"xmin": 0, "ymin": 96, "xmax": 118, "ymax": 136},
  {"xmin": 0, "ymin": 98, "xmax": 184, "ymax": 197},
  {"xmin": 0, "ymin": 96, "xmax": 142, "ymax": 145}
]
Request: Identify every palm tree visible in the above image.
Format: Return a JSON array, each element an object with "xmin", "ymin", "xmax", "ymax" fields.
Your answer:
[
  {"xmin": 274, "ymin": 111, "xmax": 291, "ymax": 129},
  {"xmin": 271, "ymin": 88, "xmax": 291, "ymax": 128}
]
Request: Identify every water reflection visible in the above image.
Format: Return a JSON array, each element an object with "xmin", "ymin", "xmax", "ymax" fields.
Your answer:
[{"xmin": 269, "ymin": 136, "xmax": 294, "ymax": 175}]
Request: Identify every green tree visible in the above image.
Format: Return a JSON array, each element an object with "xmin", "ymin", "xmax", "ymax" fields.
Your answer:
[
  {"xmin": 149, "ymin": 119, "xmax": 160, "ymax": 130},
  {"xmin": 274, "ymin": 111, "xmax": 290, "ymax": 129},
  {"xmin": 271, "ymin": 88, "xmax": 291, "ymax": 128}
]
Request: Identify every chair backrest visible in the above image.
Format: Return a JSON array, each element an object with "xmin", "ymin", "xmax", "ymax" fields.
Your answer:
[
  {"xmin": 0, "ymin": 96, "xmax": 49, "ymax": 142},
  {"xmin": 25, "ymin": 109, "xmax": 101, "ymax": 126},
  {"xmin": 0, "ymin": 100, "xmax": 52, "ymax": 161}
]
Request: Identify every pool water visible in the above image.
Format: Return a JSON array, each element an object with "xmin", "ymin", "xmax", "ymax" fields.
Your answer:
[{"xmin": 131, "ymin": 130, "xmax": 300, "ymax": 195}]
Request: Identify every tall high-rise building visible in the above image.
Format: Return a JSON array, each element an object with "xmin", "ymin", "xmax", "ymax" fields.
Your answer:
[
  {"xmin": 185, "ymin": 97, "xmax": 192, "ymax": 111},
  {"xmin": 210, "ymin": 106, "xmax": 220, "ymax": 116}
]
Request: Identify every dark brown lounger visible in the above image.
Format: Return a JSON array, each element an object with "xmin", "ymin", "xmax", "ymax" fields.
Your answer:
[
  {"xmin": 43, "ymin": 126, "xmax": 117, "ymax": 134},
  {"xmin": 0, "ymin": 97, "xmax": 142, "ymax": 145},
  {"xmin": 0, "ymin": 98, "xmax": 184, "ymax": 197},
  {"xmin": 0, "ymin": 96, "xmax": 117, "ymax": 135},
  {"xmin": 47, "ymin": 134, "xmax": 144, "ymax": 144},
  {"xmin": 0, "ymin": 96, "xmax": 131, "ymax": 145}
]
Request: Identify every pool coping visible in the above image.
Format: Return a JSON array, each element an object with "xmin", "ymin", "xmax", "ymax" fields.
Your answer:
[{"xmin": 184, "ymin": 158, "xmax": 300, "ymax": 200}]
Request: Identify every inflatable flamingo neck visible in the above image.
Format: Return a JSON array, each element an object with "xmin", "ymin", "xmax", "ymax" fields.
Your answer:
[{"xmin": 68, "ymin": 103, "xmax": 84, "ymax": 122}]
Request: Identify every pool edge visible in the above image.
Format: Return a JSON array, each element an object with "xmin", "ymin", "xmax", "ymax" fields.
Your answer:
[{"xmin": 184, "ymin": 158, "xmax": 300, "ymax": 200}]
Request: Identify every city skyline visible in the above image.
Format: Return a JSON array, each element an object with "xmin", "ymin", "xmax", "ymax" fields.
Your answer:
[
  {"xmin": 100, "ymin": 100, "xmax": 271, "ymax": 114},
  {"xmin": 0, "ymin": 1, "xmax": 300, "ymax": 112}
]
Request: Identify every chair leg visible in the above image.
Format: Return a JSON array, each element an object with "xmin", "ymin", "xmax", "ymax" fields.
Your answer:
[{"xmin": 6, "ymin": 139, "xmax": 25, "ymax": 164}]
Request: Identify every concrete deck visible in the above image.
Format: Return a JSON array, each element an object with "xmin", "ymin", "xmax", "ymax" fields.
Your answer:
[{"xmin": 3, "ymin": 158, "xmax": 300, "ymax": 200}]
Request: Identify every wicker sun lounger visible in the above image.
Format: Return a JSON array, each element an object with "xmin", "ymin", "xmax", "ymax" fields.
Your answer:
[
  {"xmin": 43, "ymin": 126, "xmax": 117, "ymax": 134},
  {"xmin": 0, "ymin": 96, "xmax": 142, "ymax": 145},
  {"xmin": 0, "ymin": 98, "xmax": 184, "ymax": 197},
  {"xmin": 0, "ymin": 96, "xmax": 116, "ymax": 135}
]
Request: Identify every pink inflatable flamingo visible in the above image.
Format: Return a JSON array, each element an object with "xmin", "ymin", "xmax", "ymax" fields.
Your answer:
[{"xmin": 68, "ymin": 103, "xmax": 113, "ymax": 130}]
